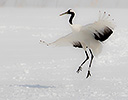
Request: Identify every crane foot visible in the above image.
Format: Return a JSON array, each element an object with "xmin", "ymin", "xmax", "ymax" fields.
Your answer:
[
  {"xmin": 86, "ymin": 70, "xmax": 91, "ymax": 78},
  {"xmin": 76, "ymin": 67, "xmax": 82, "ymax": 73}
]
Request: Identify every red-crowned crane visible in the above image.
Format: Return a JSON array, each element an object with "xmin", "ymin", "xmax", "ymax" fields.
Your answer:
[{"xmin": 40, "ymin": 9, "xmax": 115, "ymax": 78}]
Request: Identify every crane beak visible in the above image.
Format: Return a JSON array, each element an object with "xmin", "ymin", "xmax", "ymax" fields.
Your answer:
[{"xmin": 59, "ymin": 11, "xmax": 68, "ymax": 16}]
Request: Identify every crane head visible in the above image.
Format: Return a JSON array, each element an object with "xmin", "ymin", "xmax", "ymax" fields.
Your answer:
[{"xmin": 60, "ymin": 9, "xmax": 75, "ymax": 16}]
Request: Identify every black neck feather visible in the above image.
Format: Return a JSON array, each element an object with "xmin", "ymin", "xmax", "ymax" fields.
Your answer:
[{"xmin": 69, "ymin": 12, "xmax": 75, "ymax": 25}]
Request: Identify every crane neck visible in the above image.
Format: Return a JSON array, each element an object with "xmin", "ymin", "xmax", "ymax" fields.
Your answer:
[{"xmin": 69, "ymin": 12, "xmax": 75, "ymax": 25}]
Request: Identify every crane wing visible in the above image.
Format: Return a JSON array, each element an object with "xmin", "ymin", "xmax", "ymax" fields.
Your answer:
[
  {"xmin": 48, "ymin": 32, "xmax": 82, "ymax": 48},
  {"xmin": 82, "ymin": 12, "xmax": 116, "ymax": 42}
]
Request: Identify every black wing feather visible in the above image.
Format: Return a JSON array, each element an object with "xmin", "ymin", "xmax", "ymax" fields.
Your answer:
[
  {"xmin": 93, "ymin": 26, "xmax": 113, "ymax": 42},
  {"xmin": 73, "ymin": 41, "xmax": 83, "ymax": 48}
]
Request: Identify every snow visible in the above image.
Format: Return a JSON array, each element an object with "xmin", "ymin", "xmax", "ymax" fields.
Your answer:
[{"xmin": 0, "ymin": 8, "xmax": 128, "ymax": 100}]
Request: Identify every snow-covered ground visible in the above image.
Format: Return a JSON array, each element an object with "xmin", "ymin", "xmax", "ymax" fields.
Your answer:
[{"xmin": 0, "ymin": 8, "xmax": 128, "ymax": 100}]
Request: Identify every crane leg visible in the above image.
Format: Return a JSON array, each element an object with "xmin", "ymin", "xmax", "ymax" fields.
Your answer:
[
  {"xmin": 77, "ymin": 51, "xmax": 89, "ymax": 73},
  {"xmin": 86, "ymin": 49, "xmax": 94, "ymax": 78}
]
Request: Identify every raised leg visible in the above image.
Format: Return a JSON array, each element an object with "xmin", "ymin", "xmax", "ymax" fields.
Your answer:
[
  {"xmin": 86, "ymin": 49, "xmax": 94, "ymax": 78},
  {"xmin": 77, "ymin": 50, "xmax": 89, "ymax": 73}
]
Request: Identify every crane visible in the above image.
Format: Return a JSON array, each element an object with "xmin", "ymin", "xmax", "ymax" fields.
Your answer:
[{"xmin": 40, "ymin": 9, "xmax": 115, "ymax": 78}]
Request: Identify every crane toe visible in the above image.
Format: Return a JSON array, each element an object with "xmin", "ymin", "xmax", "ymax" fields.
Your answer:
[
  {"xmin": 76, "ymin": 67, "xmax": 82, "ymax": 73},
  {"xmin": 86, "ymin": 70, "xmax": 91, "ymax": 78}
]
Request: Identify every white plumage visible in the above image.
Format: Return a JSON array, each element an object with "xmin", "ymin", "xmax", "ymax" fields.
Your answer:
[{"xmin": 41, "ymin": 9, "xmax": 115, "ymax": 78}]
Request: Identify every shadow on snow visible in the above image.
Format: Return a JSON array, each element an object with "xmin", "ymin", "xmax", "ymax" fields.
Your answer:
[{"xmin": 11, "ymin": 84, "xmax": 56, "ymax": 89}]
